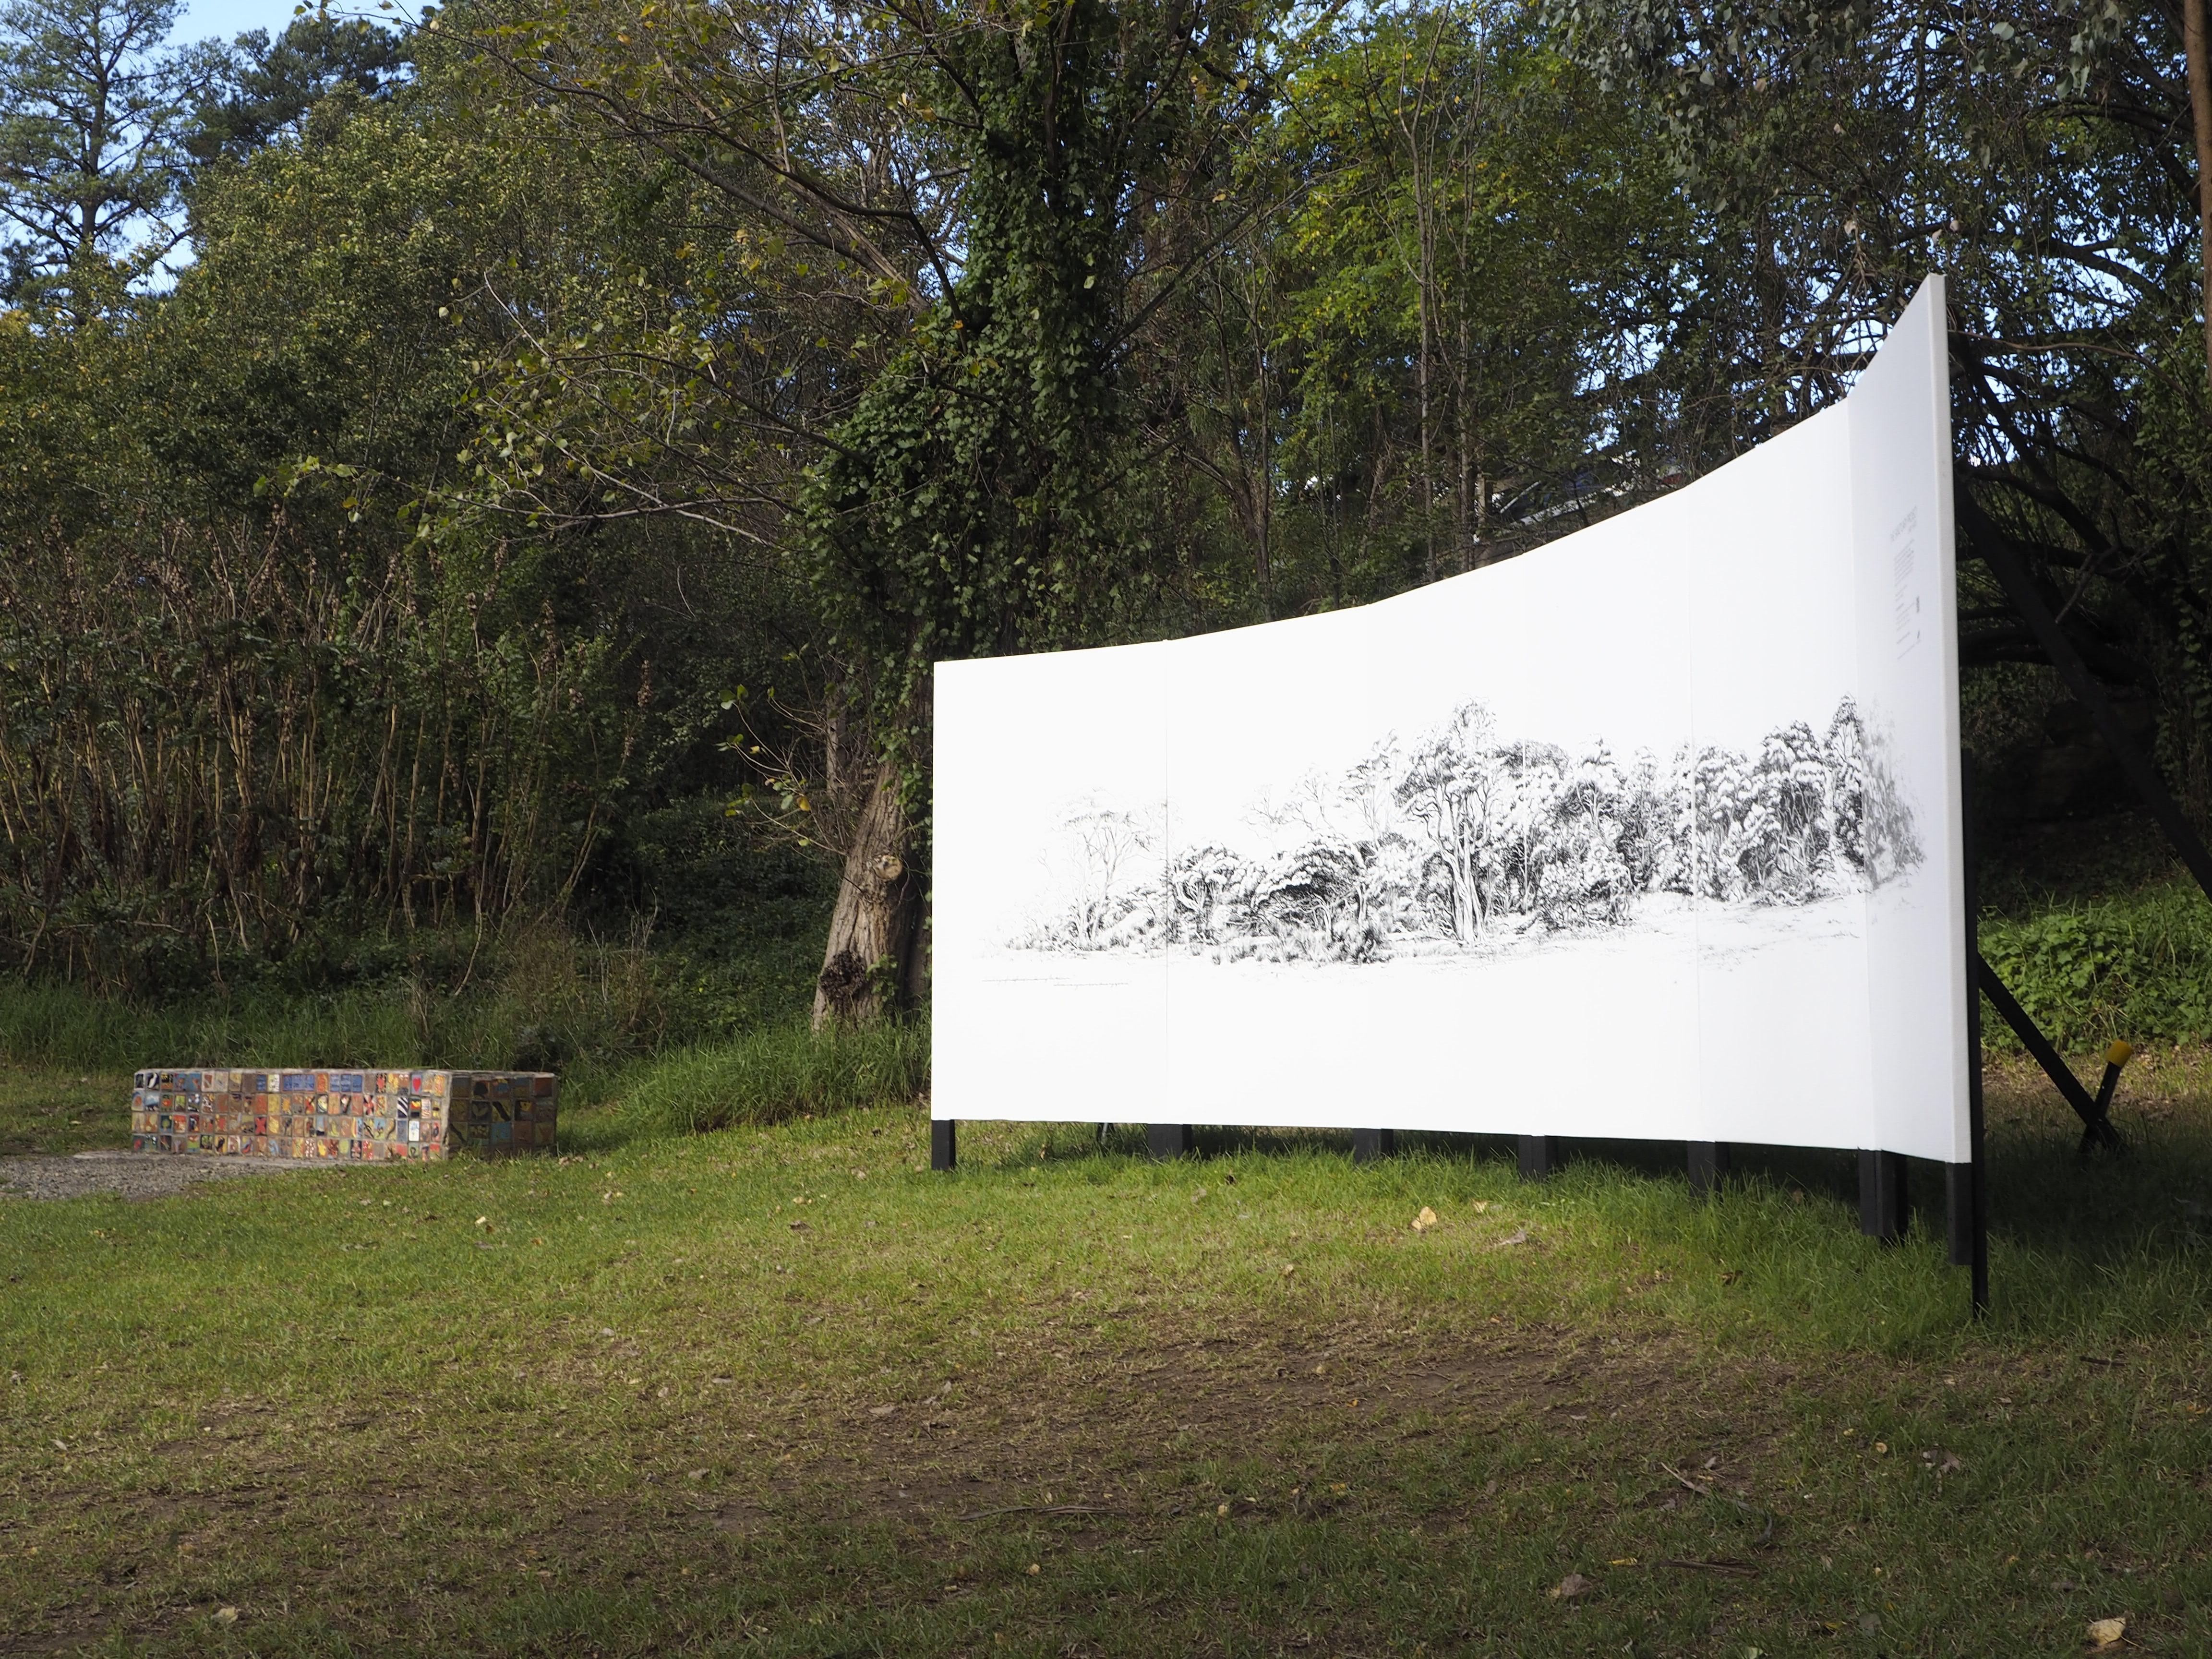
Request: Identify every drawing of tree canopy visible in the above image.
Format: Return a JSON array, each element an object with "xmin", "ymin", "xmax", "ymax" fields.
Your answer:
[{"xmin": 1013, "ymin": 698, "xmax": 1917, "ymax": 964}]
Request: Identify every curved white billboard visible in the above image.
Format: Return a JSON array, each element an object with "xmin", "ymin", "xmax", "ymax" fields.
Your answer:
[{"xmin": 933, "ymin": 277, "xmax": 1965, "ymax": 1164}]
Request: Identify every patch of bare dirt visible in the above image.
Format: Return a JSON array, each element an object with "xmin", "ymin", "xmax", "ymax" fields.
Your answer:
[
  {"xmin": 0, "ymin": 1150, "xmax": 322, "ymax": 1202},
  {"xmin": 4, "ymin": 1313, "xmax": 2052, "ymax": 1656}
]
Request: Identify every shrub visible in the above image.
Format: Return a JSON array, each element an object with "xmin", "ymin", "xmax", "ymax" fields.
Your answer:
[{"xmin": 1979, "ymin": 878, "xmax": 2212, "ymax": 1051}]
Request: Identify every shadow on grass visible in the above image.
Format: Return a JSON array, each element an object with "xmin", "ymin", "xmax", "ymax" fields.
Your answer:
[{"xmin": 1004, "ymin": 1095, "xmax": 2212, "ymax": 1340}]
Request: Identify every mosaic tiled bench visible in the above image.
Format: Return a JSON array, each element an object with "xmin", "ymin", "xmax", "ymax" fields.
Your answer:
[{"xmin": 130, "ymin": 1070, "xmax": 558, "ymax": 1161}]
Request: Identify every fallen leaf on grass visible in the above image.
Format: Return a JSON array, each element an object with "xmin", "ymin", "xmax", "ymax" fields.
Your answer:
[
  {"xmin": 1412, "ymin": 1207, "xmax": 1438, "ymax": 1233},
  {"xmin": 2087, "ymin": 1616, "xmax": 2126, "ymax": 1648},
  {"xmin": 1549, "ymin": 1573, "xmax": 1596, "ymax": 1600},
  {"xmin": 213, "ymin": 1607, "xmax": 238, "ymax": 1625},
  {"xmin": 1280, "ymin": 1262, "xmax": 1297, "ymax": 1278},
  {"xmin": 1471, "ymin": 1200, "xmax": 1490, "ymax": 1213},
  {"xmin": 1491, "ymin": 1228, "xmax": 1530, "ymax": 1249},
  {"xmin": 869, "ymin": 1404, "xmax": 895, "ymax": 1419}
]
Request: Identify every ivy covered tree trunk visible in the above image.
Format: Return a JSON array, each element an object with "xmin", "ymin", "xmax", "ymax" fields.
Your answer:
[
  {"xmin": 801, "ymin": 0, "xmax": 1237, "ymax": 1026},
  {"xmin": 812, "ymin": 756, "xmax": 926, "ymax": 1030}
]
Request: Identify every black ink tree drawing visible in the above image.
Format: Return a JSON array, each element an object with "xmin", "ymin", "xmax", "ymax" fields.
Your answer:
[{"xmin": 1012, "ymin": 698, "xmax": 1918, "ymax": 964}]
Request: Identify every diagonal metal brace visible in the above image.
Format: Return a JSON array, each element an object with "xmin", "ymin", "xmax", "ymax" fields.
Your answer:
[{"xmin": 1972, "ymin": 952, "xmax": 2125, "ymax": 1155}]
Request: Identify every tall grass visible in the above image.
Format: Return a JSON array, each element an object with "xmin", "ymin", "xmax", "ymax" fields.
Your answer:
[
  {"xmin": 621, "ymin": 1021, "xmax": 929, "ymax": 1134},
  {"xmin": 0, "ymin": 923, "xmax": 678, "ymax": 1105},
  {"xmin": 0, "ymin": 516, "xmax": 642, "ymax": 995}
]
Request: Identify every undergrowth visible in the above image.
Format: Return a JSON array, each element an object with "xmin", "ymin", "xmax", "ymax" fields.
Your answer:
[
  {"xmin": 621, "ymin": 1021, "xmax": 930, "ymax": 1133},
  {"xmin": 1979, "ymin": 874, "xmax": 2212, "ymax": 1051},
  {"xmin": 0, "ymin": 916, "xmax": 825, "ymax": 1108}
]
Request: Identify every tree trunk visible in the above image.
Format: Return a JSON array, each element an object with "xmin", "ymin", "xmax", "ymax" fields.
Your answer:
[
  {"xmin": 2187, "ymin": 0, "xmax": 2212, "ymax": 386},
  {"xmin": 1252, "ymin": 275, "xmax": 1274, "ymax": 620},
  {"xmin": 812, "ymin": 755, "xmax": 926, "ymax": 1030}
]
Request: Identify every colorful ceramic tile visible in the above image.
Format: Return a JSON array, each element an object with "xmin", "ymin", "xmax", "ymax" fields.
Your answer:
[{"xmin": 128, "ymin": 1069, "xmax": 554, "ymax": 1162}]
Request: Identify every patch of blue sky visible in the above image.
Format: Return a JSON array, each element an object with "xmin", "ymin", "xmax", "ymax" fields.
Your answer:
[
  {"xmin": 176, "ymin": 0, "xmax": 294, "ymax": 47},
  {"xmin": 175, "ymin": 0, "xmax": 385, "ymax": 48}
]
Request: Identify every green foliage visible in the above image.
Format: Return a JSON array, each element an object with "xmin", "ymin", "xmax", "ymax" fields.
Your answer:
[
  {"xmin": 0, "ymin": 508, "xmax": 646, "ymax": 990},
  {"xmin": 0, "ymin": 31, "xmax": 825, "ymax": 990},
  {"xmin": 802, "ymin": 0, "xmax": 1221, "ymax": 748},
  {"xmin": 1981, "ymin": 877, "xmax": 2212, "ymax": 1051},
  {"xmin": 184, "ymin": 14, "xmax": 410, "ymax": 165},
  {"xmin": 1171, "ymin": 8, "xmax": 1682, "ymax": 613},
  {"xmin": 620, "ymin": 1020, "xmax": 928, "ymax": 1135},
  {"xmin": 0, "ymin": 791, "xmax": 836, "ymax": 1105}
]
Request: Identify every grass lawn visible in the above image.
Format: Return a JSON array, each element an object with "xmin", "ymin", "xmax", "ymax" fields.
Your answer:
[
  {"xmin": 3, "ymin": 1054, "xmax": 2211, "ymax": 1657},
  {"xmin": 0, "ymin": 1070, "xmax": 133, "ymax": 1157}
]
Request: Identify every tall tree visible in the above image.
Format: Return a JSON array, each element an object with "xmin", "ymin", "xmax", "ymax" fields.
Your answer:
[
  {"xmin": 185, "ymin": 12, "xmax": 411, "ymax": 165},
  {"xmin": 0, "ymin": 0, "xmax": 191, "ymax": 309},
  {"xmin": 1168, "ymin": 4, "xmax": 1678, "ymax": 618},
  {"xmin": 1551, "ymin": 0, "xmax": 2212, "ymax": 821},
  {"xmin": 797, "ymin": 0, "xmax": 1265, "ymax": 1024},
  {"xmin": 463, "ymin": 0, "xmax": 1272, "ymax": 1025},
  {"xmin": 2188, "ymin": 0, "xmax": 2212, "ymax": 385}
]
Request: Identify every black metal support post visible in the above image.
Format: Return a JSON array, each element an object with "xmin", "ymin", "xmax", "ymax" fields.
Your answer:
[
  {"xmin": 931, "ymin": 1118, "xmax": 956, "ymax": 1172},
  {"xmin": 1954, "ymin": 753, "xmax": 1990, "ymax": 1317},
  {"xmin": 1518, "ymin": 1135, "xmax": 1560, "ymax": 1181},
  {"xmin": 1352, "ymin": 1128, "xmax": 1397, "ymax": 1164},
  {"xmin": 1687, "ymin": 1141, "xmax": 1730, "ymax": 1196},
  {"xmin": 1946, "ymin": 1157, "xmax": 1987, "ymax": 1315},
  {"xmin": 1858, "ymin": 1149, "xmax": 1910, "ymax": 1242},
  {"xmin": 1145, "ymin": 1123, "xmax": 1193, "ymax": 1160}
]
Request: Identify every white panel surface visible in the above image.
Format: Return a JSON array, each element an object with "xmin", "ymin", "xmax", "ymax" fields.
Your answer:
[
  {"xmin": 932, "ymin": 644, "xmax": 1167, "ymax": 1122},
  {"xmin": 1686, "ymin": 407, "xmax": 1875, "ymax": 1152},
  {"xmin": 1160, "ymin": 607, "xmax": 1378, "ymax": 1127},
  {"xmin": 1360, "ymin": 496, "xmax": 1702, "ymax": 1140},
  {"xmin": 1851, "ymin": 278, "xmax": 1970, "ymax": 1162},
  {"xmin": 933, "ymin": 277, "xmax": 1965, "ymax": 1161}
]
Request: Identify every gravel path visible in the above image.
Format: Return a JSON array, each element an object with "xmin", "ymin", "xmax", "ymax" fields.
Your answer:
[{"xmin": 0, "ymin": 1150, "xmax": 324, "ymax": 1202}]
